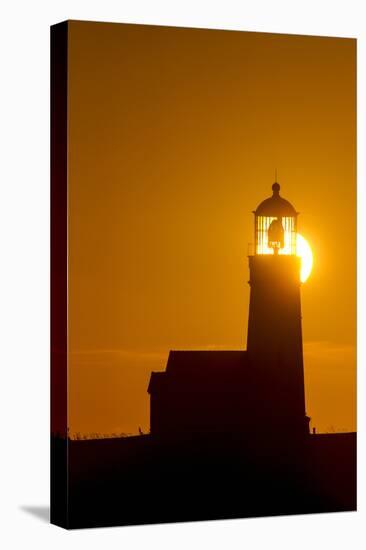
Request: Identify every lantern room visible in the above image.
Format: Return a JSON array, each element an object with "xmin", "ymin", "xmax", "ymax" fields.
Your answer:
[{"xmin": 254, "ymin": 182, "xmax": 298, "ymax": 255}]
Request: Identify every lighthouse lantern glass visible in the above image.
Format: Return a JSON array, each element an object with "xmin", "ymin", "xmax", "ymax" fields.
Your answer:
[{"xmin": 255, "ymin": 215, "xmax": 297, "ymax": 255}]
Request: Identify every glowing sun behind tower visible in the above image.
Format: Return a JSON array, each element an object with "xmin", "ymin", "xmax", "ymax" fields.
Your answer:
[{"xmin": 296, "ymin": 234, "xmax": 313, "ymax": 283}]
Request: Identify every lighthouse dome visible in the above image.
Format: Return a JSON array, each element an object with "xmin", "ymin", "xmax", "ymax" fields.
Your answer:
[{"xmin": 255, "ymin": 183, "xmax": 297, "ymax": 217}]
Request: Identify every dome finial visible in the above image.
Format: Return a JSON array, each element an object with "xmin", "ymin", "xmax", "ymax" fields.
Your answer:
[
  {"xmin": 272, "ymin": 181, "xmax": 280, "ymax": 195},
  {"xmin": 272, "ymin": 168, "xmax": 280, "ymax": 195}
]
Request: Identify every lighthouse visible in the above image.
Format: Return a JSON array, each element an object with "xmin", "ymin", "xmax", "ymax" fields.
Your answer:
[
  {"xmin": 148, "ymin": 181, "xmax": 310, "ymax": 440},
  {"xmin": 247, "ymin": 182, "xmax": 309, "ymax": 437}
]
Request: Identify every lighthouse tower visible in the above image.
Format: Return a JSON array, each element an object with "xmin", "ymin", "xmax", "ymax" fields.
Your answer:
[{"xmin": 247, "ymin": 182, "xmax": 309, "ymax": 437}]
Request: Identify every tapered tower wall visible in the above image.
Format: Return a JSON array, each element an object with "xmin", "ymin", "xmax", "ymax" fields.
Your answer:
[{"xmin": 247, "ymin": 254, "xmax": 309, "ymax": 436}]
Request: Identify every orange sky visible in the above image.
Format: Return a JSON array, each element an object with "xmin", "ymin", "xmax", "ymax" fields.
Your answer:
[{"xmin": 67, "ymin": 21, "xmax": 356, "ymax": 436}]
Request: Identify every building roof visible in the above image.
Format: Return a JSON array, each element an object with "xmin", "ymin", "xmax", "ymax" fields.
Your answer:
[{"xmin": 148, "ymin": 350, "xmax": 248, "ymax": 394}]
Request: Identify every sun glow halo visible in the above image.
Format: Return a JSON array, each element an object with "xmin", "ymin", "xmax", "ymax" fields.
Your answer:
[{"xmin": 296, "ymin": 234, "xmax": 313, "ymax": 283}]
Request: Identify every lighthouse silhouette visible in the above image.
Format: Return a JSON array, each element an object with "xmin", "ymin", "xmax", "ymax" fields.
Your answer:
[
  {"xmin": 247, "ymin": 181, "xmax": 310, "ymax": 438},
  {"xmin": 63, "ymin": 182, "xmax": 356, "ymax": 529},
  {"xmin": 148, "ymin": 182, "xmax": 310, "ymax": 441}
]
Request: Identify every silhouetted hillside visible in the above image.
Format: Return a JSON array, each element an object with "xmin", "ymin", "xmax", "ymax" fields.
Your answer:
[{"xmin": 52, "ymin": 431, "xmax": 356, "ymax": 529}]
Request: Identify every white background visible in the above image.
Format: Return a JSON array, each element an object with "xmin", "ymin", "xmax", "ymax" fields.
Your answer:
[{"xmin": 0, "ymin": 1, "xmax": 364, "ymax": 548}]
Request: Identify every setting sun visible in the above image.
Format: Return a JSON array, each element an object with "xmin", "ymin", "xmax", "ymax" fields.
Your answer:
[{"xmin": 297, "ymin": 234, "xmax": 313, "ymax": 283}]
